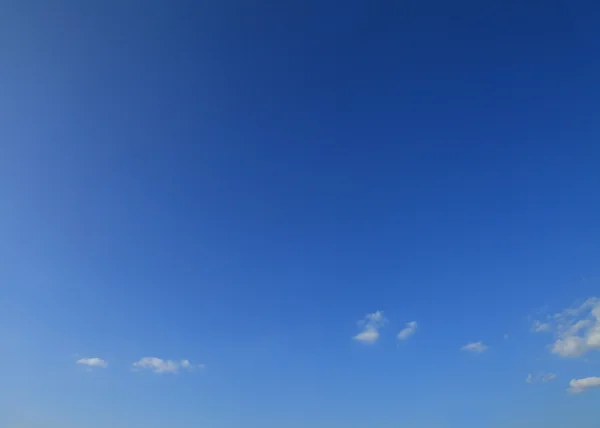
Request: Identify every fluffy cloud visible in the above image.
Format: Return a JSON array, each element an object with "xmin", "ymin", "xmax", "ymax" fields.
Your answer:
[
  {"xmin": 397, "ymin": 321, "xmax": 418, "ymax": 341},
  {"xmin": 567, "ymin": 377, "xmax": 600, "ymax": 394},
  {"xmin": 76, "ymin": 358, "xmax": 107, "ymax": 368},
  {"xmin": 132, "ymin": 357, "xmax": 204, "ymax": 374},
  {"xmin": 353, "ymin": 311, "xmax": 387, "ymax": 344},
  {"xmin": 536, "ymin": 297, "xmax": 600, "ymax": 358},
  {"xmin": 526, "ymin": 372, "xmax": 557, "ymax": 383},
  {"xmin": 552, "ymin": 336, "xmax": 586, "ymax": 357},
  {"xmin": 461, "ymin": 342, "xmax": 488, "ymax": 353},
  {"xmin": 354, "ymin": 329, "xmax": 379, "ymax": 343}
]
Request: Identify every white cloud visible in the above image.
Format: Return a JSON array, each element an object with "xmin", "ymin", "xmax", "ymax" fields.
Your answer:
[
  {"xmin": 540, "ymin": 297, "xmax": 600, "ymax": 358},
  {"xmin": 587, "ymin": 323, "xmax": 600, "ymax": 348},
  {"xmin": 397, "ymin": 321, "xmax": 418, "ymax": 341},
  {"xmin": 353, "ymin": 311, "xmax": 387, "ymax": 344},
  {"xmin": 552, "ymin": 336, "xmax": 586, "ymax": 358},
  {"xmin": 461, "ymin": 342, "xmax": 488, "ymax": 353},
  {"xmin": 354, "ymin": 329, "xmax": 379, "ymax": 344},
  {"xmin": 366, "ymin": 311, "xmax": 385, "ymax": 324},
  {"xmin": 567, "ymin": 319, "xmax": 592, "ymax": 336},
  {"xmin": 132, "ymin": 357, "xmax": 204, "ymax": 374},
  {"xmin": 567, "ymin": 377, "xmax": 600, "ymax": 394},
  {"xmin": 526, "ymin": 372, "xmax": 557, "ymax": 383},
  {"xmin": 532, "ymin": 320, "xmax": 551, "ymax": 332},
  {"xmin": 76, "ymin": 358, "xmax": 107, "ymax": 368},
  {"xmin": 541, "ymin": 372, "xmax": 557, "ymax": 383}
]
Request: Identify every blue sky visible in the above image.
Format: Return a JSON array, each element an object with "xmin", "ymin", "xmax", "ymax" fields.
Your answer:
[{"xmin": 1, "ymin": 1, "xmax": 600, "ymax": 427}]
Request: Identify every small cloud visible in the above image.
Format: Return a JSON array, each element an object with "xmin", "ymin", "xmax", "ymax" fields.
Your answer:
[
  {"xmin": 354, "ymin": 329, "xmax": 379, "ymax": 344},
  {"xmin": 567, "ymin": 376, "xmax": 600, "ymax": 394},
  {"xmin": 132, "ymin": 357, "xmax": 204, "ymax": 374},
  {"xmin": 461, "ymin": 342, "xmax": 488, "ymax": 353},
  {"xmin": 353, "ymin": 311, "xmax": 387, "ymax": 344},
  {"xmin": 365, "ymin": 311, "xmax": 385, "ymax": 324},
  {"xmin": 527, "ymin": 372, "xmax": 557, "ymax": 383},
  {"xmin": 532, "ymin": 320, "xmax": 551, "ymax": 332},
  {"xmin": 504, "ymin": 334, "xmax": 509, "ymax": 340},
  {"xmin": 76, "ymin": 358, "xmax": 107, "ymax": 368},
  {"xmin": 180, "ymin": 359, "xmax": 205, "ymax": 370},
  {"xmin": 397, "ymin": 321, "xmax": 418, "ymax": 341}
]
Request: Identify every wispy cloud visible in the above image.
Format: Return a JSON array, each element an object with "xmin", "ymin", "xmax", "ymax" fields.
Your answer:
[
  {"xmin": 534, "ymin": 297, "xmax": 600, "ymax": 358},
  {"xmin": 461, "ymin": 342, "xmax": 488, "ymax": 353},
  {"xmin": 76, "ymin": 358, "xmax": 107, "ymax": 368},
  {"xmin": 532, "ymin": 320, "xmax": 551, "ymax": 332},
  {"xmin": 526, "ymin": 372, "xmax": 557, "ymax": 383},
  {"xmin": 397, "ymin": 321, "xmax": 418, "ymax": 341},
  {"xmin": 567, "ymin": 376, "xmax": 600, "ymax": 394},
  {"xmin": 132, "ymin": 357, "xmax": 204, "ymax": 374},
  {"xmin": 353, "ymin": 311, "xmax": 387, "ymax": 344}
]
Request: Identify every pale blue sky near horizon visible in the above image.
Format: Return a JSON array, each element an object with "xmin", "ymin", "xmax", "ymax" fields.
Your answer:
[{"xmin": 1, "ymin": 1, "xmax": 600, "ymax": 427}]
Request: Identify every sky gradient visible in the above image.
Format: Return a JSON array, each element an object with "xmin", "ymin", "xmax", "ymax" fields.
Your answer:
[{"xmin": 2, "ymin": 1, "xmax": 600, "ymax": 427}]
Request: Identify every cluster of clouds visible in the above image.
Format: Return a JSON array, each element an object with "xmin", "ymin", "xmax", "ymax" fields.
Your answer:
[
  {"xmin": 534, "ymin": 297, "xmax": 600, "ymax": 358},
  {"xmin": 76, "ymin": 297, "xmax": 600, "ymax": 397},
  {"xmin": 352, "ymin": 297, "xmax": 600, "ymax": 396},
  {"xmin": 353, "ymin": 311, "xmax": 488, "ymax": 352},
  {"xmin": 76, "ymin": 357, "xmax": 204, "ymax": 374},
  {"xmin": 352, "ymin": 311, "xmax": 419, "ymax": 345},
  {"xmin": 529, "ymin": 296, "xmax": 600, "ymax": 394}
]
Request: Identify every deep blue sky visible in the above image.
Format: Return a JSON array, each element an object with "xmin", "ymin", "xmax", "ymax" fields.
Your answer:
[{"xmin": 1, "ymin": 1, "xmax": 600, "ymax": 427}]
